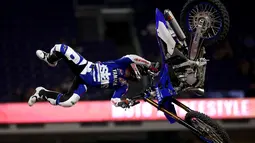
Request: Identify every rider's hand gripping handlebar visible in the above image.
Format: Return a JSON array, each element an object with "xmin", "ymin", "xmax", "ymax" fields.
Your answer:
[{"xmin": 117, "ymin": 98, "xmax": 140, "ymax": 109}]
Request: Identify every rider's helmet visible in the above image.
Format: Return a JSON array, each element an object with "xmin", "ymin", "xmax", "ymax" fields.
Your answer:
[{"xmin": 128, "ymin": 63, "xmax": 146, "ymax": 81}]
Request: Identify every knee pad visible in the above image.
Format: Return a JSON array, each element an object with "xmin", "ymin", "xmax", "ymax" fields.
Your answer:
[{"xmin": 50, "ymin": 44, "xmax": 68, "ymax": 55}]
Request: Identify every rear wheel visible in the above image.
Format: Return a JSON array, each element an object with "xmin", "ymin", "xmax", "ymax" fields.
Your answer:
[
  {"xmin": 180, "ymin": 0, "xmax": 230, "ymax": 46},
  {"xmin": 185, "ymin": 111, "xmax": 232, "ymax": 143}
]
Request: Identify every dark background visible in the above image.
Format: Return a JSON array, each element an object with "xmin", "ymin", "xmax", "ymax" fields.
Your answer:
[{"xmin": 1, "ymin": 0, "xmax": 255, "ymax": 142}]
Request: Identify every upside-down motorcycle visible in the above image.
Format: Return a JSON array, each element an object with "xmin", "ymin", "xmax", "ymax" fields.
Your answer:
[{"xmin": 128, "ymin": 0, "xmax": 231, "ymax": 142}]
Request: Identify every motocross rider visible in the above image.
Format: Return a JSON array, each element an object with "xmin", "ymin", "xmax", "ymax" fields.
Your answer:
[{"xmin": 28, "ymin": 44, "xmax": 159, "ymax": 108}]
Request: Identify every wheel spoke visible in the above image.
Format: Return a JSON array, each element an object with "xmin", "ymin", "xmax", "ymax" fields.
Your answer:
[
  {"xmin": 191, "ymin": 9, "xmax": 197, "ymax": 15},
  {"xmin": 211, "ymin": 27, "xmax": 216, "ymax": 35},
  {"xmin": 193, "ymin": 118, "xmax": 224, "ymax": 143}
]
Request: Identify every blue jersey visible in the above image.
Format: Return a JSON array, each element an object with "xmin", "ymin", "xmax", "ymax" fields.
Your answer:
[
  {"xmin": 79, "ymin": 57, "xmax": 136, "ymax": 98},
  {"xmin": 80, "ymin": 58, "xmax": 133, "ymax": 87}
]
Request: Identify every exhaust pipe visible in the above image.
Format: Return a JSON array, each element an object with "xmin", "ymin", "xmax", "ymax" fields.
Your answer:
[{"xmin": 180, "ymin": 87, "xmax": 205, "ymax": 96}]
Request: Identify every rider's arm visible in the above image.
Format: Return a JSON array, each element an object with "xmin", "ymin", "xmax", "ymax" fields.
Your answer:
[
  {"xmin": 111, "ymin": 84, "xmax": 129, "ymax": 107},
  {"xmin": 115, "ymin": 54, "xmax": 152, "ymax": 67}
]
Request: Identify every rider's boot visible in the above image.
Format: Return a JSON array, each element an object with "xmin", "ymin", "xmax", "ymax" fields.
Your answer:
[
  {"xmin": 36, "ymin": 50, "xmax": 59, "ymax": 67},
  {"xmin": 28, "ymin": 87, "xmax": 46, "ymax": 106}
]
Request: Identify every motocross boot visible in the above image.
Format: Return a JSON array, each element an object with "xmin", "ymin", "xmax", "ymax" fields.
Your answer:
[
  {"xmin": 28, "ymin": 87, "xmax": 46, "ymax": 106},
  {"xmin": 36, "ymin": 50, "xmax": 59, "ymax": 67}
]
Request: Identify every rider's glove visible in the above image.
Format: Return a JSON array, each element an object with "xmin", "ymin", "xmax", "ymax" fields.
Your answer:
[
  {"xmin": 117, "ymin": 100, "xmax": 130, "ymax": 108},
  {"xmin": 148, "ymin": 62, "xmax": 160, "ymax": 74},
  {"xmin": 111, "ymin": 98, "xmax": 139, "ymax": 109},
  {"xmin": 111, "ymin": 98, "xmax": 130, "ymax": 108}
]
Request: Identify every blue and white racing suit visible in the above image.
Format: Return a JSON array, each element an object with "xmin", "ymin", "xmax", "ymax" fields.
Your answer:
[{"xmin": 44, "ymin": 44, "xmax": 152, "ymax": 107}]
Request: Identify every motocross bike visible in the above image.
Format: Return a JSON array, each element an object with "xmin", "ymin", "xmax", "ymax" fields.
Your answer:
[{"xmin": 127, "ymin": 0, "xmax": 231, "ymax": 143}]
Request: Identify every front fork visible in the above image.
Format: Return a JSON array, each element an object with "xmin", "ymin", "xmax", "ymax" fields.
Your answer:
[
  {"xmin": 131, "ymin": 88, "xmax": 205, "ymax": 138},
  {"xmin": 189, "ymin": 19, "xmax": 205, "ymax": 60},
  {"xmin": 144, "ymin": 97, "xmax": 205, "ymax": 138}
]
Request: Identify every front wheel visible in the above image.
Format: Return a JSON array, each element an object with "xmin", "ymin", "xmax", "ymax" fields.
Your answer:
[{"xmin": 185, "ymin": 111, "xmax": 232, "ymax": 143}]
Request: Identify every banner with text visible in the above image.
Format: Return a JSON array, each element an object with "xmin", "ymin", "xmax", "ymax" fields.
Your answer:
[{"xmin": 0, "ymin": 98, "xmax": 254, "ymax": 123}]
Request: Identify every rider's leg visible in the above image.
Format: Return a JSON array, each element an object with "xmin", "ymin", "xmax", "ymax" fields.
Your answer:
[
  {"xmin": 36, "ymin": 44, "xmax": 89, "ymax": 74},
  {"xmin": 28, "ymin": 77, "xmax": 87, "ymax": 107},
  {"xmin": 30, "ymin": 44, "xmax": 90, "ymax": 107}
]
